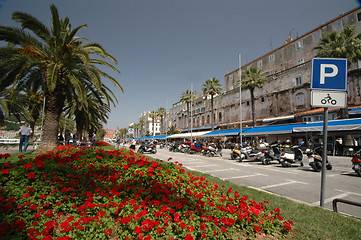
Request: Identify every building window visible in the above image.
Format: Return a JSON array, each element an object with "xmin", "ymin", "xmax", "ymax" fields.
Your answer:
[
  {"xmin": 314, "ymin": 115, "xmax": 323, "ymax": 122},
  {"xmin": 313, "ymin": 31, "xmax": 321, "ymax": 42},
  {"xmin": 296, "ymin": 76, "xmax": 303, "ymax": 86},
  {"xmin": 219, "ymin": 112, "xmax": 222, "ymax": 122},
  {"xmin": 207, "ymin": 115, "xmax": 210, "ymax": 124},
  {"xmin": 261, "ymin": 97, "xmax": 265, "ymax": 102},
  {"xmin": 358, "ymin": 12, "xmax": 361, "ymax": 21},
  {"xmin": 297, "ymin": 58, "xmax": 304, "ymax": 65},
  {"xmin": 295, "ymin": 40, "xmax": 303, "ymax": 50},
  {"xmin": 269, "ymin": 54, "xmax": 275, "ymax": 62},
  {"xmin": 295, "ymin": 93, "xmax": 305, "ymax": 106},
  {"xmin": 246, "ymin": 101, "xmax": 250, "ymax": 106},
  {"xmin": 303, "ymin": 116, "xmax": 312, "ymax": 122},
  {"xmin": 257, "ymin": 60, "xmax": 263, "ymax": 67},
  {"xmin": 201, "ymin": 107, "xmax": 205, "ymax": 112},
  {"xmin": 202, "ymin": 116, "xmax": 205, "ymax": 125}
]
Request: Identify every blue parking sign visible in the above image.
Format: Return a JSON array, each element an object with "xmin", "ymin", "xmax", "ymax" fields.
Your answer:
[{"xmin": 311, "ymin": 58, "xmax": 347, "ymax": 91}]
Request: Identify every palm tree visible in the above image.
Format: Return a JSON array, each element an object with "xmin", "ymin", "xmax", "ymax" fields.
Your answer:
[
  {"xmin": 167, "ymin": 125, "xmax": 179, "ymax": 135},
  {"xmin": 149, "ymin": 110, "xmax": 158, "ymax": 136},
  {"xmin": 157, "ymin": 107, "xmax": 167, "ymax": 134},
  {"xmin": 138, "ymin": 119, "xmax": 145, "ymax": 138},
  {"xmin": 0, "ymin": 5, "xmax": 122, "ymax": 151},
  {"xmin": 180, "ymin": 90, "xmax": 195, "ymax": 132},
  {"xmin": 202, "ymin": 77, "xmax": 222, "ymax": 130},
  {"xmin": 240, "ymin": 66, "xmax": 266, "ymax": 127},
  {"xmin": 314, "ymin": 25, "xmax": 361, "ymax": 119}
]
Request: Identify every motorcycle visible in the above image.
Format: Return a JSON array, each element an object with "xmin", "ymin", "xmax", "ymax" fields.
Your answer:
[
  {"xmin": 262, "ymin": 143, "xmax": 282, "ymax": 165},
  {"xmin": 189, "ymin": 143, "xmax": 203, "ymax": 154},
  {"xmin": 207, "ymin": 144, "xmax": 222, "ymax": 157},
  {"xmin": 137, "ymin": 142, "xmax": 157, "ymax": 154},
  {"xmin": 230, "ymin": 144, "xmax": 248, "ymax": 161},
  {"xmin": 351, "ymin": 149, "xmax": 361, "ymax": 176},
  {"xmin": 306, "ymin": 147, "xmax": 332, "ymax": 172},
  {"xmin": 279, "ymin": 146, "xmax": 304, "ymax": 167}
]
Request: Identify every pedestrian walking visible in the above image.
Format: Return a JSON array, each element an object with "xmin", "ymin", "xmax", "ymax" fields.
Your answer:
[
  {"xmin": 115, "ymin": 136, "xmax": 121, "ymax": 149},
  {"xmin": 130, "ymin": 137, "xmax": 136, "ymax": 150},
  {"xmin": 19, "ymin": 123, "xmax": 32, "ymax": 152},
  {"xmin": 91, "ymin": 132, "xmax": 97, "ymax": 148}
]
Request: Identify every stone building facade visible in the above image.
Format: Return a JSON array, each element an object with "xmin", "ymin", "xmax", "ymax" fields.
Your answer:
[{"xmin": 169, "ymin": 6, "xmax": 361, "ymax": 131}]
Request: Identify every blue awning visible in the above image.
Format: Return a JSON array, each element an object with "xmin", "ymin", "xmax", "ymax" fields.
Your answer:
[
  {"xmin": 243, "ymin": 123, "xmax": 308, "ymax": 136},
  {"xmin": 293, "ymin": 118, "xmax": 361, "ymax": 132},
  {"xmin": 179, "ymin": 125, "xmax": 219, "ymax": 133},
  {"xmin": 203, "ymin": 128, "xmax": 251, "ymax": 137},
  {"xmin": 135, "ymin": 135, "xmax": 170, "ymax": 140}
]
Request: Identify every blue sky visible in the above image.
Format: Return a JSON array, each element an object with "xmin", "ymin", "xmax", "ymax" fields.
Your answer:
[{"xmin": 0, "ymin": 0, "xmax": 359, "ymax": 130}]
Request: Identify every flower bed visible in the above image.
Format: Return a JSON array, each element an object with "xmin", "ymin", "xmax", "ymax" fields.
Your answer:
[{"xmin": 0, "ymin": 145, "xmax": 292, "ymax": 239}]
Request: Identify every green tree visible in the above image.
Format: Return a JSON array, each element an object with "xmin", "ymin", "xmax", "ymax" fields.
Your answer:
[
  {"xmin": 240, "ymin": 66, "xmax": 266, "ymax": 127},
  {"xmin": 167, "ymin": 125, "xmax": 179, "ymax": 135},
  {"xmin": 157, "ymin": 107, "xmax": 167, "ymax": 134},
  {"xmin": 0, "ymin": 5, "xmax": 122, "ymax": 151},
  {"xmin": 202, "ymin": 77, "xmax": 222, "ymax": 130},
  {"xmin": 149, "ymin": 110, "xmax": 158, "ymax": 136},
  {"xmin": 180, "ymin": 90, "xmax": 195, "ymax": 132},
  {"xmin": 138, "ymin": 119, "xmax": 145, "ymax": 138}
]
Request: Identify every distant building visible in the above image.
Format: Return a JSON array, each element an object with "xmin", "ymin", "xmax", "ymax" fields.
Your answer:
[
  {"xmin": 139, "ymin": 111, "xmax": 161, "ymax": 136},
  {"xmin": 169, "ymin": 6, "xmax": 361, "ymax": 131}
]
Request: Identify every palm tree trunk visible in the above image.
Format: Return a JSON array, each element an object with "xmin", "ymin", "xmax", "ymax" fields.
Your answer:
[
  {"xmin": 39, "ymin": 90, "xmax": 65, "ymax": 152},
  {"xmin": 250, "ymin": 89, "xmax": 256, "ymax": 127},
  {"xmin": 211, "ymin": 94, "xmax": 214, "ymax": 130},
  {"xmin": 187, "ymin": 103, "xmax": 190, "ymax": 132}
]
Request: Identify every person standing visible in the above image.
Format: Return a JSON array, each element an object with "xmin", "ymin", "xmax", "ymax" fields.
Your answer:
[
  {"xmin": 130, "ymin": 137, "xmax": 136, "ymax": 150},
  {"xmin": 91, "ymin": 132, "xmax": 97, "ymax": 148},
  {"xmin": 19, "ymin": 123, "xmax": 33, "ymax": 152},
  {"xmin": 115, "ymin": 136, "xmax": 121, "ymax": 149}
]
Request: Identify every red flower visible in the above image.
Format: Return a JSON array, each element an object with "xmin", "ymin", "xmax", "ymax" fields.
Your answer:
[
  {"xmin": 105, "ymin": 228, "xmax": 112, "ymax": 235},
  {"xmin": 185, "ymin": 233, "xmax": 194, "ymax": 240},
  {"xmin": 18, "ymin": 155, "xmax": 25, "ymax": 159},
  {"xmin": 39, "ymin": 194, "xmax": 47, "ymax": 200},
  {"xmin": 1, "ymin": 169, "xmax": 9, "ymax": 174},
  {"xmin": 254, "ymin": 225, "xmax": 262, "ymax": 233},
  {"xmin": 27, "ymin": 172, "xmax": 36, "ymax": 179},
  {"xmin": 22, "ymin": 193, "xmax": 30, "ymax": 198},
  {"xmin": 134, "ymin": 226, "xmax": 142, "ymax": 234},
  {"xmin": 156, "ymin": 227, "xmax": 164, "ymax": 234}
]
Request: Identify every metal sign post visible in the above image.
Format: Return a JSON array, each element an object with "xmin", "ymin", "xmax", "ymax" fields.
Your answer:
[
  {"xmin": 320, "ymin": 107, "xmax": 328, "ymax": 207},
  {"xmin": 310, "ymin": 58, "xmax": 347, "ymax": 207}
]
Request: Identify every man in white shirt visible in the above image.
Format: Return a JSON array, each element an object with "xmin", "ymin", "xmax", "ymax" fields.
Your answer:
[{"xmin": 19, "ymin": 124, "xmax": 33, "ymax": 152}]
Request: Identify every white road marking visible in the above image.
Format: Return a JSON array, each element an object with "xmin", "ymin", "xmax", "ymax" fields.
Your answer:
[
  {"xmin": 221, "ymin": 173, "xmax": 267, "ymax": 180},
  {"xmin": 230, "ymin": 162, "xmax": 298, "ymax": 174},
  {"xmin": 260, "ymin": 180, "xmax": 307, "ymax": 190},
  {"xmin": 203, "ymin": 168, "xmax": 238, "ymax": 173},
  {"xmin": 311, "ymin": 193, "xmax": 350, "ymax": 206}
]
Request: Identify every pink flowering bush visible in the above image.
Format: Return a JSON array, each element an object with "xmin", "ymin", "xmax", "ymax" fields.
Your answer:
[{"xmin": 0, "ymin": 145, "xmax": 293, "ymax": 239}]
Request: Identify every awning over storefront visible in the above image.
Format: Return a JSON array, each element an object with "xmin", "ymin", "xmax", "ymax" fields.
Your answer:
[
  {"xmin": 349, "ymin": 108, "xmax": 361, "ymax": 115},
  {"xmin": 135, "ymin": 135, "xmax": 169, "ymax": 140},
  {"xmin": 293, "ymin": 118, "xmax": 361, "ymax": 132},
  {"xmin": 166, "ymin": 131, "xmax": 211, "ymax": 139},
  {"xmin": 179, "ymin": 125, "xmax": 218, "ymax": 133},
  {"xmin": 203, "ymin": 128, "xmax": 251, "ymax": 137},
  {"xmin": 243, "ymin": 123, "xmax": 307, "ymax": 136}
]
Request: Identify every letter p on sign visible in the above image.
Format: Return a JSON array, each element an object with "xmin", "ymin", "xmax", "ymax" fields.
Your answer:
[
  {"xmin": 320, "ymin": 64, "xmax": 338, "ymax": 84},
  {"xmin": 311, "ymin": 58, "xmax": 347, "ymax": 91}
]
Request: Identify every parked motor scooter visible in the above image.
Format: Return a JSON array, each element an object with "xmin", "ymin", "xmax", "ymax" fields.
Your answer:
[
  {"xmin": 230, "ymin": 144, "xmax": 247, "ymax": 161},
  {"xmin": 279, "ymin": 146, "xmax": 304, "ymax": 167},
  {"xmin": 207, "ymin": 143, "xmax": 222, "ymax": 157},
  {"xmin": 351, "ymin": 149, "xmax": 361, "ymax": 176},
  {"xmin": 189, "ymin": 143, "xmax": 203, "ymax": 154},
  {"xmin": 306, "ymin": 147, "xmax": 332, "ymax": 172},
  {"xmin": 262, "ymin": 143, "xmax": 282, "ymax": 165},
  {"xmin": 137, "ymin": 142, "xmax": 157, "ymax": 154}
]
